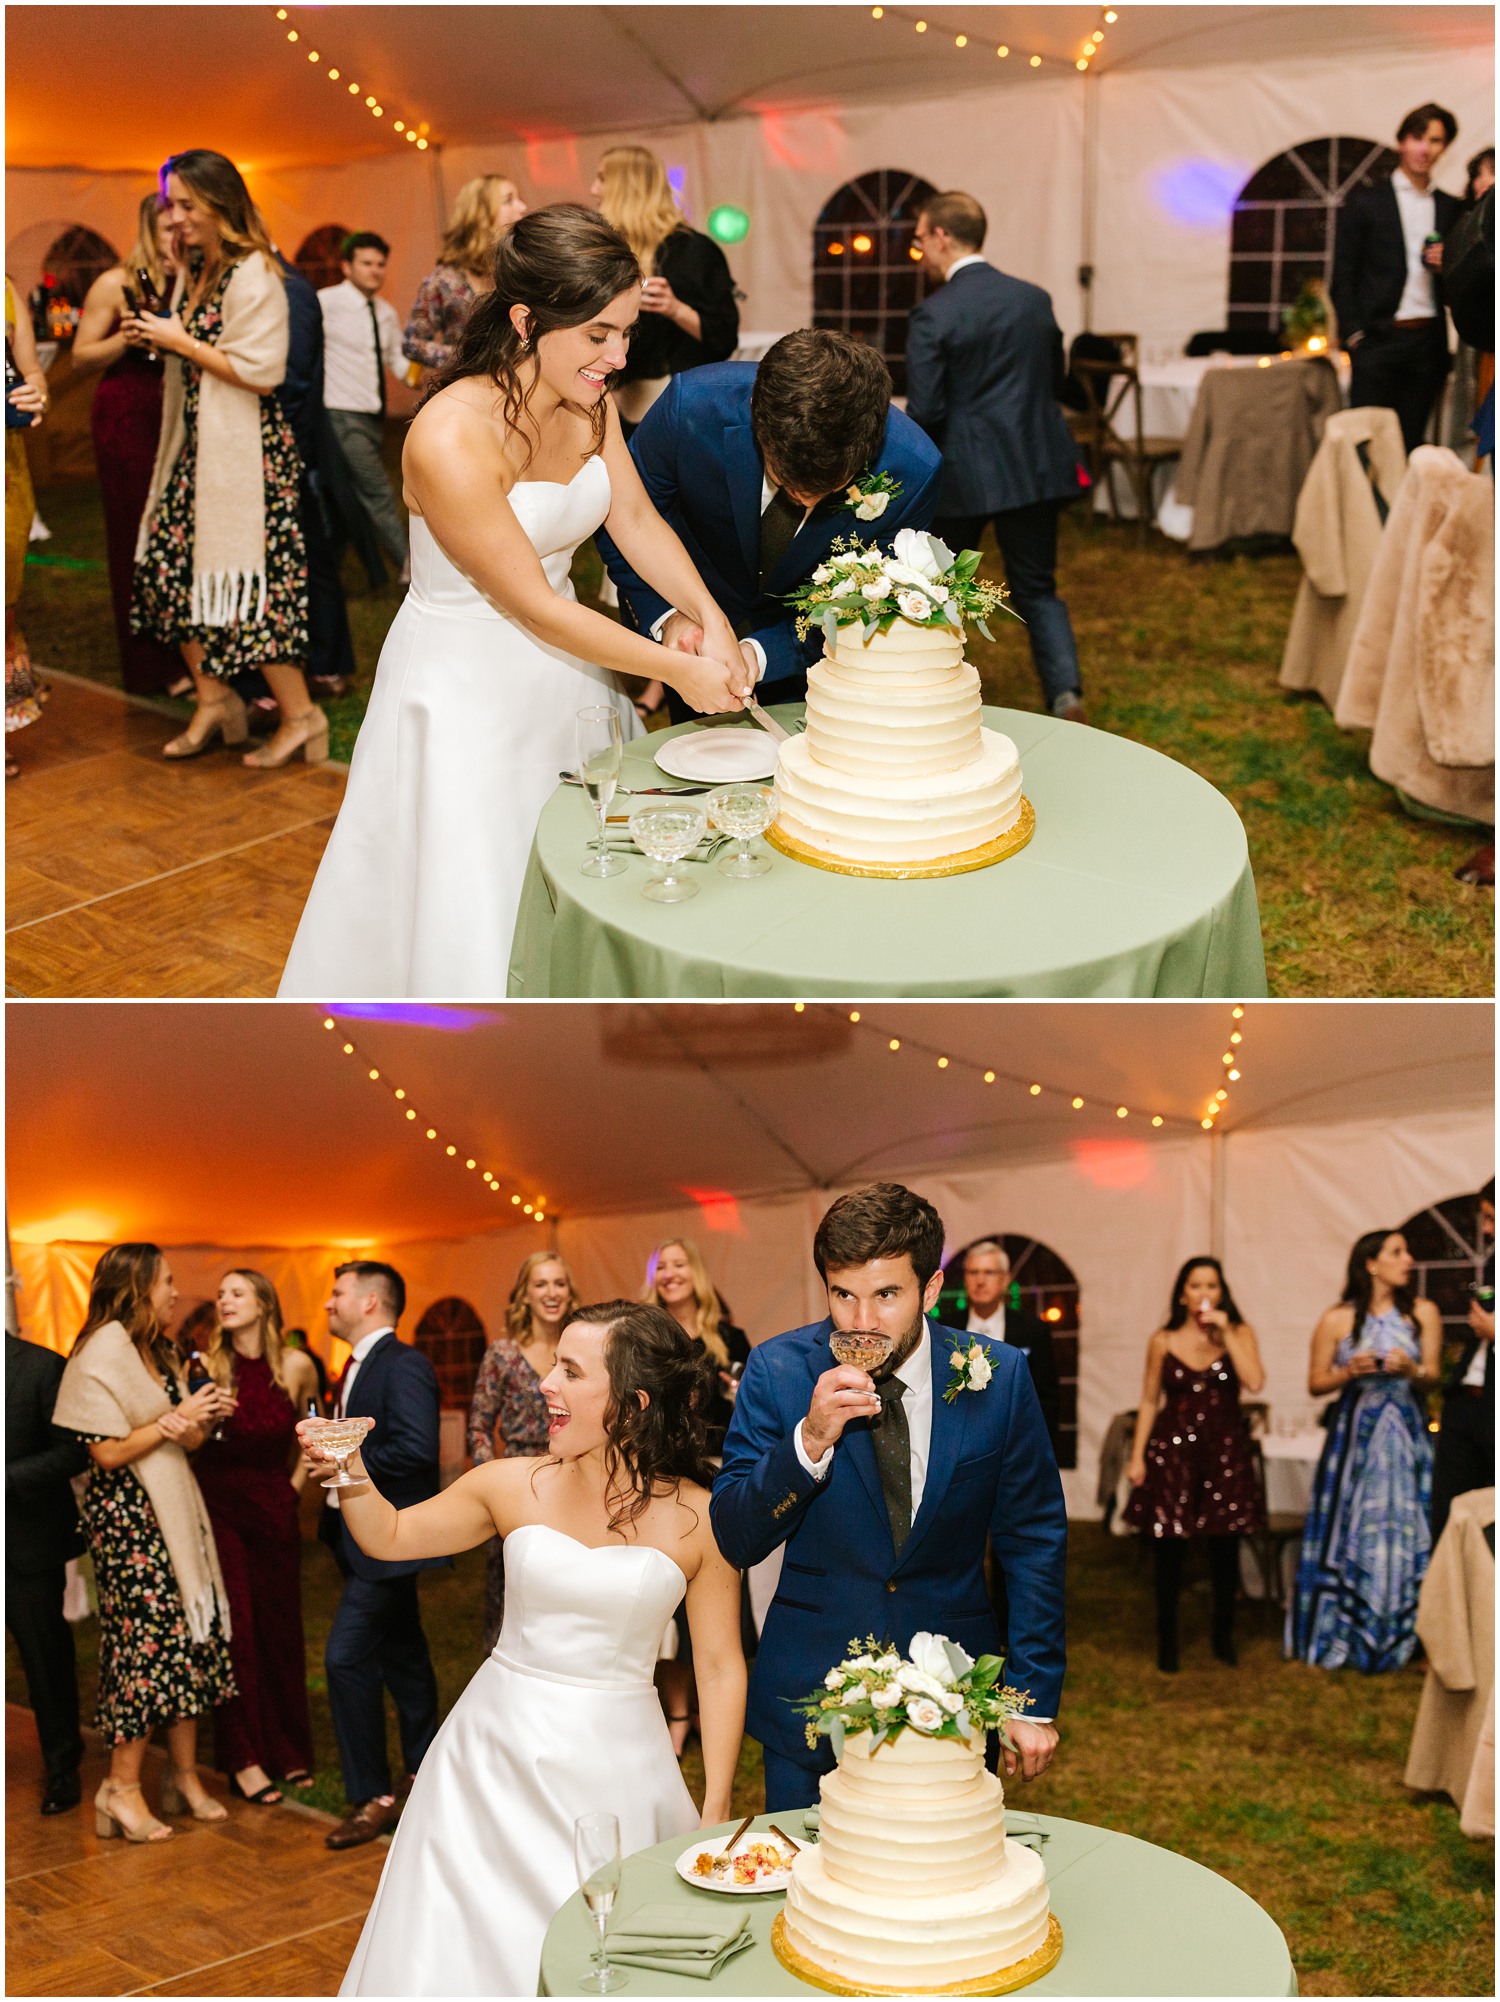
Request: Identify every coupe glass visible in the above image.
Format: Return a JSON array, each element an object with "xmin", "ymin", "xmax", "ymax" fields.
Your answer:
[
  {"xmin": 576, "ymin": 706, "xmax": 628, "ymax": 879},
  {"xmin": 708, "ymin": 783, "xmax": 776, "ymax": 878},
  {"xmin": 574, "ymin": 1811, "xmax": 625, "ymax": 1992},
  {"xmin": 303, "ymin": 1415, "xmax": 375, "ymax": 1490},
  {"xmin": 829, "ymin": 1329, "xmax": 895, "ymax": 1374},
  {"xmin": 629, "ymin": 801, "xmax": 708, "ymax": 903}
]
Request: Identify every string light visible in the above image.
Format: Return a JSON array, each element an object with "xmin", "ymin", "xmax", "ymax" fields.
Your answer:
[
  {"xmin": 1030, "ymin": 54, "xmax": 1042, "ymax": 66},
  {"xmin": 271, "ymin": 8, "xmax": 433, "ymax": 143},
  {"xmin": 869, "ymin": 4, "xmax": 1111, "ymax": 70},
  {"xmin": 937, "ymin": 1057, "xmax": 949, "ymax": 1069},
  {"xmin": 849, "ymin": 1010, "xmax": 861, "ymax": 1022},
  {"xmin": 1029, "ymin": 1083, "xmax": 1041, "ymax": 1095},
  {"xmin": 889, "ymin": 1038, "xmax": 901, "ymax": 1051}
]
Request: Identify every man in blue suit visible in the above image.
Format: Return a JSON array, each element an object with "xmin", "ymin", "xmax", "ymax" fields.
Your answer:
[
  {"xmin": 597, "ymin": 330, "xmax": 943, "ymax": 712},
  {"xmin": 314, "ymin": 1261, "xmax": 447, "ymax": 1848},
  {"xmin": 712, "ymin": 1184, "xmax": 1066, "ymax": 1814}
]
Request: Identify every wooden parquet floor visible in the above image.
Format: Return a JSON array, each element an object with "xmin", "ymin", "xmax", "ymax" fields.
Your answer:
[
  {"xmin": 5, "ymin": 1706, "xmax": 384, "ymax": 1996},
  {"xmin": 5, "ymin": 675, "xmax": 346, "ymax": 997}
]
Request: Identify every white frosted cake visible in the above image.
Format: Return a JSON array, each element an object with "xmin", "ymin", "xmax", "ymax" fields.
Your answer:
[
  {"xmin": 773, "ymin": 620, "xmax": 1024, "ymax": 869},
  {"xmin": 778, "ymin": 1728, "xmax": 1053, "ymax": 1994}
]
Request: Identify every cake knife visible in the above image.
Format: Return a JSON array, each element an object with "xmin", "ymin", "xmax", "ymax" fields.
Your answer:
[{"xmin": 742, "ymin": 693, "xmax": 791, "ymax": 743}]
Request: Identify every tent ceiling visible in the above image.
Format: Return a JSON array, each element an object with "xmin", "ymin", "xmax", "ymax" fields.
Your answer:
[
  {"xmin": 6, "ymin": 1003, "xmax": 1490, "ymax": 1248},
  {"xmin": 6, "ymin": 5, "xmax": 1494, "ymax": 173}
]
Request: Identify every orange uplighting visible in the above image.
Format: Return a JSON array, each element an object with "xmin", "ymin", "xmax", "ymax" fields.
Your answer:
[
  {"xmin": 852, "ymin": 233, "xmax": 873, "ymax": 253},
  {"xmin": 828, "ymin": 243, "xmax": 845, "ymax": 256},
  {"xmin": 1045, "ymin": 1307, "xmax": 1063, "ymax": 1323}
]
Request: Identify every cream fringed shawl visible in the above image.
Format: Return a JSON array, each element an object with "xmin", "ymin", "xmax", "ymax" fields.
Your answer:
[
  {"xmin": 53, "ymin": 1322, "xmax": 232, "ymax": 1646},
  {"xmin": 134, "ymin": 249, "xmax": 289, "ymax": 627}
]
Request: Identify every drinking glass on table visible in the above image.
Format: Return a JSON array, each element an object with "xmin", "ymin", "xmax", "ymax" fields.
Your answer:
[
  {"xmin": 574, "ymin": 1811, "xmax": 625, "ymax": 1992},
  {"xmin": 629, "ymin": 801, "xmax": 708, "ymax": 903},
  {"xmin": 708, "ymin": 783, "xmax": 775, "ymax": 878},
  {"xmin": 576, "ymin": 705, "xmax": 628, "ymax": 880}
]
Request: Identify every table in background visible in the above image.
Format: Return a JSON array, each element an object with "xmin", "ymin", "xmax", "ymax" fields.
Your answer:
[
  {"xmin": 508, "ymin": 707, "xmax": 1266, "ymax": 999},
  {"xmin": 539, "ymin": 1809, "xmax": 1297, "ymax": 1996}
]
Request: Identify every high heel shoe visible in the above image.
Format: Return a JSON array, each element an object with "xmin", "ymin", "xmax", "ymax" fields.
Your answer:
[
  {"xmin": 230, "ymin": 1771, "xmax": 283, "ymax": 1805},
  {"xmin": 242, "ymin": 706, "xmax": 329, "ymax": 770},
  {"xmin": 163, "ymin": 687, "xmax": 250, "ymax": 759},
  {"xmin": 159, "ymin": 1767, "xmax": 229, "ymax": 1822},
  {"xmin": 94, "ymin": 1779, "xmax": 174, "ymax": 1843}
]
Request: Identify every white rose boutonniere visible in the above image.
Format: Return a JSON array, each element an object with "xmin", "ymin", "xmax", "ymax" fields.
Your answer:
[
  {"xmin": 844, "ymin": 469, "xmax": 902, "ymax": 521},
  {"xmin": 944, "ymin": 1340, "xmax": 995, "ymax": 1404}
]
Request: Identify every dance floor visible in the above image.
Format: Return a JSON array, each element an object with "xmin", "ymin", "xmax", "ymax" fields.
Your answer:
[
  {"xmin": 5, "ymin": 675, "xmax": 345, "ymax": 998},
  {"xmin": 5, "ymin": 1705, "xmax": 383, "ymax": 1996}
]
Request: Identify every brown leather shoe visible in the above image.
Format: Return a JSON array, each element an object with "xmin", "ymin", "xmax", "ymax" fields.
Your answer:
[{"xmin": 325, "ymin": 1796, "xmax": 400, "ymax": 1849}]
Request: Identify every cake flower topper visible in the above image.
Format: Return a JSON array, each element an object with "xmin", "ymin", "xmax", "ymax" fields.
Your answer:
[
  {"xmin": 844, "ymin": 468, "xmax": 902, "ymax": 520},
  {"xmin": 793, "ymin": 1631, "xmax": 1034, "ymax": 1759},
  {"xmin": 787, "ymin": 529, "xmax": 1021, "ymax": 650},
  {"xmin": 944, "ymin": 1339, "xmax": 995, "ymax": 1404}
]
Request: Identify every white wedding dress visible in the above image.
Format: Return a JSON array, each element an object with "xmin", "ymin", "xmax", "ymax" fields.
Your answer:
[
  {"xmin": 279, "ymin": 457, "xmax": 640, "ymax": 999},
  {"xmin": 341, "ymin": 1524, "xmax": 697, "ymax": 1997}
]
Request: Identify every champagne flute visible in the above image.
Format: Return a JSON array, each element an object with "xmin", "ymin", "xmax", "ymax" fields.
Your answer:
[
  {"xmin": 577, "ymin": 706, "xmax": 628, "ymax": 879},
  {"xmin": 574, "ymin": 1812, "xmax": 625, "ymax": 1992}
]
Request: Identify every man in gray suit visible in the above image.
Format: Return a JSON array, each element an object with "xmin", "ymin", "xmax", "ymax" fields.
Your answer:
[{"xmin": 905, "ymin": 191, "xmax": 1086, "ymax": 724}]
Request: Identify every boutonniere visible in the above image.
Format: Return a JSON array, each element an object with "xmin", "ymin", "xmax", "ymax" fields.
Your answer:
[
  {"xmin": 944, "ymin": 1340, "xmax": 994, "ymax": 1404},
  {"xmin": 844, "ymin": 469, "xmax": 902, "ymax": 521}
]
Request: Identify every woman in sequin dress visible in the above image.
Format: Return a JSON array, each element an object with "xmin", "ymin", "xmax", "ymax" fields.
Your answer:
[
  {"xmin": 466, "ymin": 1251, "xmax": 580, "ymax": 1652},
  {"xmin": 1126, "ymin": 1257, "xmax": 1265, "ymax": 1672},
  {"xmin": 1287, "ymin": 1230, "xmax": 1442, "ymax": 1673}
]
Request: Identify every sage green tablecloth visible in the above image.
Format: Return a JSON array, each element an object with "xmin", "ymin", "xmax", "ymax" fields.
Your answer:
[
  {"xmin": 508, "ymin": 707, "xmax": 1267, "ymax": 997},
  {"xmin": 538, "ymin": 1809, "xmax": 1297, "ymax": 1996}
]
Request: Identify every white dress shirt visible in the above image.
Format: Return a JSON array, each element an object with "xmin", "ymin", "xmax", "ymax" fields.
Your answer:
[
  {"xmin": 1390, "ymin": 169, "xmax": 1439, "ymax": 323},
  {"xmin": 319, "ymin": 280, "xmax": 405, "ymax": 413},
  {"xmin": 327, "ymin": 1325, "xmax": 394, "ymax": 1509},
  {"xmin": 1461, "ymin": 1338, "xmax": 1491, "ymax": 1388},
  {"xmin": 647, "ymin": 475, "xmax": 818, "ymax": 679},
  {"xmin": 795, "ymin": 1322, "xmax": 933, "ymax": 1515},
  {"xmin": 967, "ymin": 1302, "xmax": 1007, "ymax": 1343},
  {"xmin": 943, "ymin": 253, "xmax": 988, "ymax": 281}
]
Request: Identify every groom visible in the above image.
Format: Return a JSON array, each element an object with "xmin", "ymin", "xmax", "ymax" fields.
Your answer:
[
  {"xmin": 597, "ymin": 330, "xmax": 943, "ymax": 711},
  {"xmin": 712, "ymin": 1183, "xmax": 1066, "ymax": 1813}
]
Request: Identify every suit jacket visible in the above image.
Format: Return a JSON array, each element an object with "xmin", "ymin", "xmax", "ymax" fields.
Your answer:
[
  {"xmin": 318, "ymin": 1332, "xmax": 449, "ymax": 1582},
  {"xmin": 6, "ymin": 1333, "xmax": 87, "ymax": 1576},
  {"xmin": 1331, "ymin": 180, "xmax": 1462, "ymax": 349},
  {"xmin": 595, "ymin": 362, "xmax": 943, "ymax": 696},
  {"xmin": 980, "ymin": 1306, "xmax": 1061, "ymax": 1459},
  {"xmin": 904, "ymin": 262, "xmax": 1082, "ymax": 517},
  {"xmin": 711, "ymin": 1317, "xmax": 1066, "ymax": 1760},
  {"xmin": 1443, "ymin": 1332, "xmax": 1495, "ymax": 1404}
]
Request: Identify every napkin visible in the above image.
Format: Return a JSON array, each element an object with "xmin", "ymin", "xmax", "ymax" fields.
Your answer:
[{"xmin": 606, "ymin": 1904, "xmax": 755, "ymax": 1978}]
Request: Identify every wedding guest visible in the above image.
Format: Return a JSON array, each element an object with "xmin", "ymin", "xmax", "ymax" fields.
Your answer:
[
  {"xmin": 906, "ymin": 191, "xmax": 1086, "ymax": 723},
  {"xmin": 962, "ymin": 1240, "xmax": 1061, "ymax": 1453},
  {"xmin": 128, "ymin": 149, "xmax": 322, "ymax": 768},
  {"xmin": 320, "ymin": 232, "xmax": 409, "ymax": 579},
  {"xmin": 5, "ymin": 273, "xmax": 47, "ymax": 777},
  {"xmin": 466, "ymin": 1252, "xmax": 580, "ymax": 1652},
  {"xmin": 1125, "ymin": 1258, "xmax": 1265, "ymax": 1671},
  {"xmin": 1332, "ymin": 103, "xmax": 1462, "ymax": 452},
  {"xmin": 1431, "ymin": 1180, "xmax": 1494, "ymax": 1544},
  {"xmin": 73, "ymin": 195, "xmax": 187, "ymax": 695},
  {"xmin": 316, "ymin": 1261, "xmax": 444, "ymax": 1849},
  {"xmin": 403, "ymin": 176, "xmax": 526, "ymax": 373},
  {"xmin": 1445, "ymin": 150, "xmax": 1495, "ymax": 458},
  {"xmin": 52, "ymin": 1245, "xmax": 237, "ymax": 1842},
  {"xmin": 1287, "ymin": 1229, "xmax": 1443, "ymax": 1672},
  {"xmin": 6, "ymin": 1325, "xmax": 88, "ymax": 1814},
  {"xmin": 194, "ymin": 1269, "xmax": 320, "ymax": 1803}
]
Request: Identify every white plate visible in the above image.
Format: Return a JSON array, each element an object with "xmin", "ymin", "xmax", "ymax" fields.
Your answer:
[
  {"xmin": 655, "ymin": 729, "xmax": 778, "ymax": 783},
  {"xmin": 674, "ymin": 1832, "xmax": 800, "ymax": 1895}
]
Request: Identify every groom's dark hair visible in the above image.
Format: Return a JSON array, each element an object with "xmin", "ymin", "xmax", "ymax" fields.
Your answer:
[
  {"xmin": 814, "ymin": 1183, "xmax": 946, "ymax": 1289},
  {"xmin": 751, "ymin": 330, "xmax": 891, "ymax": 499}
]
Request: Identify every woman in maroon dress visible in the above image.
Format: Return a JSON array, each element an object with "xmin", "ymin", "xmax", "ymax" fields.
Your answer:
[
  {"xmin": 193, "ymin": 1269, "xmax": 320, "ymax": 1801},
  {"xmin": 73, "ymin": 194, "xmax": 187, "ymax": 695},
  {"xmin": 1125, "ymin": 1257, "xmax": 1265, "ymax": 1672}
]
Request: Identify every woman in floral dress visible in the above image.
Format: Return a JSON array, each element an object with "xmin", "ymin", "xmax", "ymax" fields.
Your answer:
[
  {"xmin": 466, "ymin": 1251, "xmax": 579, "ymax": 1651},
  {"xmin": 1288, "ymin": 1229, "xmax": 1442, "ymax": 1673},
  {"xmin": 402, "ymin": 175, "xmax": 526, "ymax": 373},
  {"xmin": 127, "ymin": 149, "xmax": 320, "ymax": 767},
  {"xmin": 53, "ymin": 1245, "xmax": 238, "ymax": 1843}
]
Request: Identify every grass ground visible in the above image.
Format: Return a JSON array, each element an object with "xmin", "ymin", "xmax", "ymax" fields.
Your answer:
[
  {"xmin": 17, "ymin": 475, "xmax": 1491, "ymax": 996},
  {"xmin": 10, "ymin": 1524, "xmax": 1491, "ymax": 1996}
]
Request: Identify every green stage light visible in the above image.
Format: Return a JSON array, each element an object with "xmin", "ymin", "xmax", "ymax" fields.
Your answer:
[{"xmin": 707, "ymin": 204, "xmax": 751, "ymax": 245}]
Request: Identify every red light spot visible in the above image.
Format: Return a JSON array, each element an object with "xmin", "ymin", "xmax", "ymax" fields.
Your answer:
[
  {"xmin": 681, "ymin": 1187, "xmax": 744, "ymax": 1234},
  {"xmin": 1071, "ymin": 1139, "xmax": 1154, "ymax": 1191}
]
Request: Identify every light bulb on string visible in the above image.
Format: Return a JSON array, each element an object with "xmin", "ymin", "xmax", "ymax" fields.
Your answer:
[
  {"xmin": 984, "ymin": 1071, "xmax": 996, "ymax": 1084},
  {"xmin": 1030, "ymin": 54, "xmax": 1042, "ymax": 67},
  {"xmin": 997, "ymin": 44, "xmax": 1009, "ymax": 56},
  {"xmin": 1232, "ymin": 1006, "xmax": 1245, "ymax": 1019},
  {"xmin": 937, "ymin": 1057, "xmax": 949, "ymax": 1069},
  {"xmin": 1116, "ymin": 1106, "xmax": 1128, "ymax": 1119},
  {"xmin": 1228, "ymin": 1068, "xmax": 1240, "ymax": 1081},
  {"xmin": 1029, "ymin": 1083, "xmax": 1041, "ymax": 1095},
  {"xmin": 1072, "ymin": 1097, "xmax": 1084, "ymax": 1110},
  {"xmin": 1151, "ymin": 1116, "xmax": 1164, "ymax": 1127},
  {"xmin": 889, "ymin": 1039, "xmax": 900, "ymax": 1051}
]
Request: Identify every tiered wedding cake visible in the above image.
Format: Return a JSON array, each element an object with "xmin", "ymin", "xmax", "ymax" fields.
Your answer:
[{"xmin": 771, "ymin": 531, "xmax": 1029, "ymax": 876}]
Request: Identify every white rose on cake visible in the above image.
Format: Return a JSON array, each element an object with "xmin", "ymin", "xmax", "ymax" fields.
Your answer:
[
  {"xmin": 896, "ymin": 589, "xmax": 933, "ymax": 621},
  {"xmin": 908, "ymin": 1632, "xmax": 960, "ymax": 1686},
  {"xmin": 875, "ymin": 1652, "xmax": 901, "ymax": 1674},
  {"xmin": 813, "ymin": 564, "xmax": 833, "ymax": 583},
  {"xmin": 861, "ymin": 577, "xmax": 892, "ymax": 602},
  {"xmin": 896, "ymin": 1665, "xmax": 948, "ymax": 1700},
  {"xmin": 891, "ymin": 527, "xmax": 946, "ymax": 581},
  {"xmin": 905, "ymin": 1696, "xmax": 946, "ymax": 1733},
  {"xmin": 830, "ymin": 578, "xmax": 860, "ymax": 599},
  {"xmin": 873, "ymin": 1682, "xmax": 903, "ymax": 1710}
]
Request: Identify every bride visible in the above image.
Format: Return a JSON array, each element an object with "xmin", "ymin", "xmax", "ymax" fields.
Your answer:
[
  {"xmin": 278, "ymin": 204, "xmax": 752, "ymax": 1000},
  {"xmin": 298, "ymin": 1299, "xmax": 747, "ymax": 1998}
]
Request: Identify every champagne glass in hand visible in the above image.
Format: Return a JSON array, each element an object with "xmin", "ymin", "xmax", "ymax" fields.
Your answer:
[
  {"xmin": 576, "ymin": 705, "xmax": 628, "ymax": 880},
  {"xmin": 829, "ymin": 1328, "xmax": 895, "ymax": 1375},
  {"xmin": 574, "ymin": 1812, "xmax": 625, "ymax": 1992}
]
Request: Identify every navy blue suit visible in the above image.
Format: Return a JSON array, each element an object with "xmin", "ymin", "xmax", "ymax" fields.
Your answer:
[
  {"xmin": 596, "ymin": 362, "xmax": 943, "ymax": 704},
  {"xmin": 319, "ymin": 1332, "xmax": 447, "ymax": 1801},
  {"xmin": 712, "ymin": 1318, "xmax": 1066, "ymax": 1810}
]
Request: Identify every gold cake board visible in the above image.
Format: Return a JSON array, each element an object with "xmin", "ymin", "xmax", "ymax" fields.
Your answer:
[
  {"xmin": 771, "ymin": 1911, "xmax": 1063, "ymax": 1997},
  {"xmin": 765, "ymin": 798, "xmax": 1034, "ymax": 881}
]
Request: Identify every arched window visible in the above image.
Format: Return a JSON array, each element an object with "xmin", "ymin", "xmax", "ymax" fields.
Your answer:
[
  {"xmin": 1395, "ymin": 1188, "xmax": 1490, "ymax": 1380},
  {"xmin": 937, "ymin": 1235, "xmax": 1080, "ymax": 1469},
  {"xmin": 1228, "ymin": 137, "xmax": 1397, "ymax": 332},
  {"xmin": 412, "ymin": 1294, "xmax": 488, "ymax": 1408},
  {"xmin": 294, "ymin": 224, "xmax": 352, "ymax": 295},
  {"xmin": 30, "ymin": 224, "xmax": 119, "ymax": 341},
  {"xmin": 812, "ymin": 168, "xmax": 940, "ymax": 395}
]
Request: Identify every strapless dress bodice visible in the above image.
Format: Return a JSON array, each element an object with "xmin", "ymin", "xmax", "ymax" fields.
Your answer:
[
  {"xmin": 493, "ymin": 1523, "xmax": 686, "ymax": 1688},
  {"xmin": 407, "ymin": 456, "xmax": 611, "ymax": 616}
]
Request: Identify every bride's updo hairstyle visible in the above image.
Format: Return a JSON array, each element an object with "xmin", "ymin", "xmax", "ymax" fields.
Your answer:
[
  {"xmin": 572, "ymin": 1299, "xmax": 717, "ymax": 1530},
  {"xmin": 428, "ymin": 203, "xmax": 641, "ymax": 466}
]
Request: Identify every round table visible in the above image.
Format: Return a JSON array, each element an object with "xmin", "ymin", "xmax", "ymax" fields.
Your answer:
[
  {"xmin": 508, "ymin": 707, "xmax": 1266, "ymax": 998},
  {"xmin": 538, "ymin": 1808, "xmax": 1297, "ymax": 1996}
]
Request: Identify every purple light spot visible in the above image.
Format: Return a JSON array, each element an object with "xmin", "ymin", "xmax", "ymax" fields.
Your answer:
[
  {"xmin": 314, "ymin": 1004, "xmax": 500, "ymax": 1031},
  {"xmin": 1151, "ymin": 158, "xmax": 1248, "ymax": 228}
]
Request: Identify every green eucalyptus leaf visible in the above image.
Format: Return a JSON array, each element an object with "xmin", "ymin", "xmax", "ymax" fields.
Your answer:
[{"xmin": 829, "ymin": 1715, "xmax": 845, "ymax": 1760}]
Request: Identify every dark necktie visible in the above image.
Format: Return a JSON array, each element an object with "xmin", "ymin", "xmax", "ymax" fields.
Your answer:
[
  {"xmin": 368, "ymin": 298, "xmax": 386, "ymax": 417},
  {"xmin": 334, "ymin": 1356, "xmax": 353, "ymax": 1419},
  {"xmin": 872, "ymin": 1374, "xmax": 912, "ymax": 1555},
  {"xmin": 758, "ymin": 486, "xmax": 802, "ymax": 591}
]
